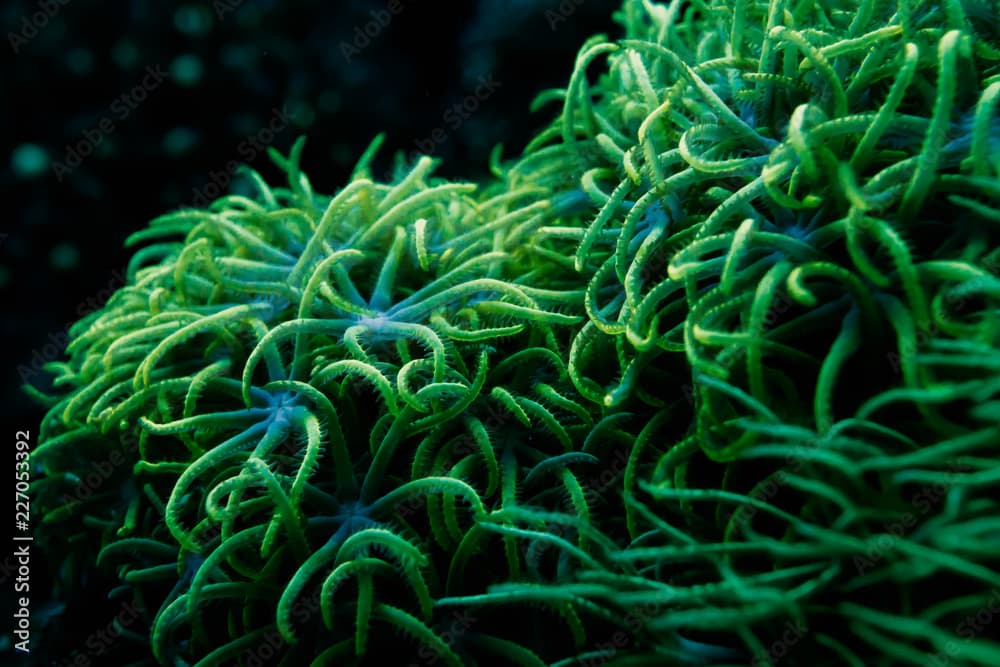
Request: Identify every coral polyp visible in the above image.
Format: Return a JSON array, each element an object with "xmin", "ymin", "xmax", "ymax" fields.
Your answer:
[{"xmin": 30, "ymin": 0, "xmax": 1000, "ymax": 665}]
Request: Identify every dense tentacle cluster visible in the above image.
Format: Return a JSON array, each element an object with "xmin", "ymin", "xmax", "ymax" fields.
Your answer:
[
  {"xmin": 30, "ymin": 0, "xmax": 1000, "ymax": 665},
  {"xmin": 484, "ymin": 0, "xmax": 1000, "ymax": 664},
  {"xmin": 31, "ymin": 139, "xmax": 600, "ymax": 664}
]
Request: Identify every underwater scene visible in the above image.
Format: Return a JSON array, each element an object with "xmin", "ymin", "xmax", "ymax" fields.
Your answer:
[{"xmin": 5, "ymin": 0, "xmax": 1000, "ymax": 665}]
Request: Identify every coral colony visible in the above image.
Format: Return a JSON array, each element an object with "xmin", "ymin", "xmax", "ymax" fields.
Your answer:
[{"xmin": 28, "ymin": 0, "xmax": 1000, "ymax": 665}]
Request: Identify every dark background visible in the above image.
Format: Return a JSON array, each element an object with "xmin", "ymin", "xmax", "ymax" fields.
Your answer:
[{"xmin": 1, "ymin": 0, "xmax": 621, "ymax": 662}]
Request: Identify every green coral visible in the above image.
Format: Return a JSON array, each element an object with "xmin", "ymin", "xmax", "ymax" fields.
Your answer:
[{"xmin": 30, "ymin": 0, "xmax": 1000, "ymax": 665}]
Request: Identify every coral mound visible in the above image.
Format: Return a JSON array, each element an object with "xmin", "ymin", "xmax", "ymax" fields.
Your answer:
[{"xmin": 31, "ymin": 0, "xmax": 1000, "ymax": 665}]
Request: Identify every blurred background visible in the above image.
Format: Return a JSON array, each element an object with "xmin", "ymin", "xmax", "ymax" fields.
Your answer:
[
  {"xmin": 2, "ymin": 0, "xmax": 621, "ymax": 661},
  {"xmin": 2, "ymin": 0, "xmax": 619, "ymax": 429}
]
